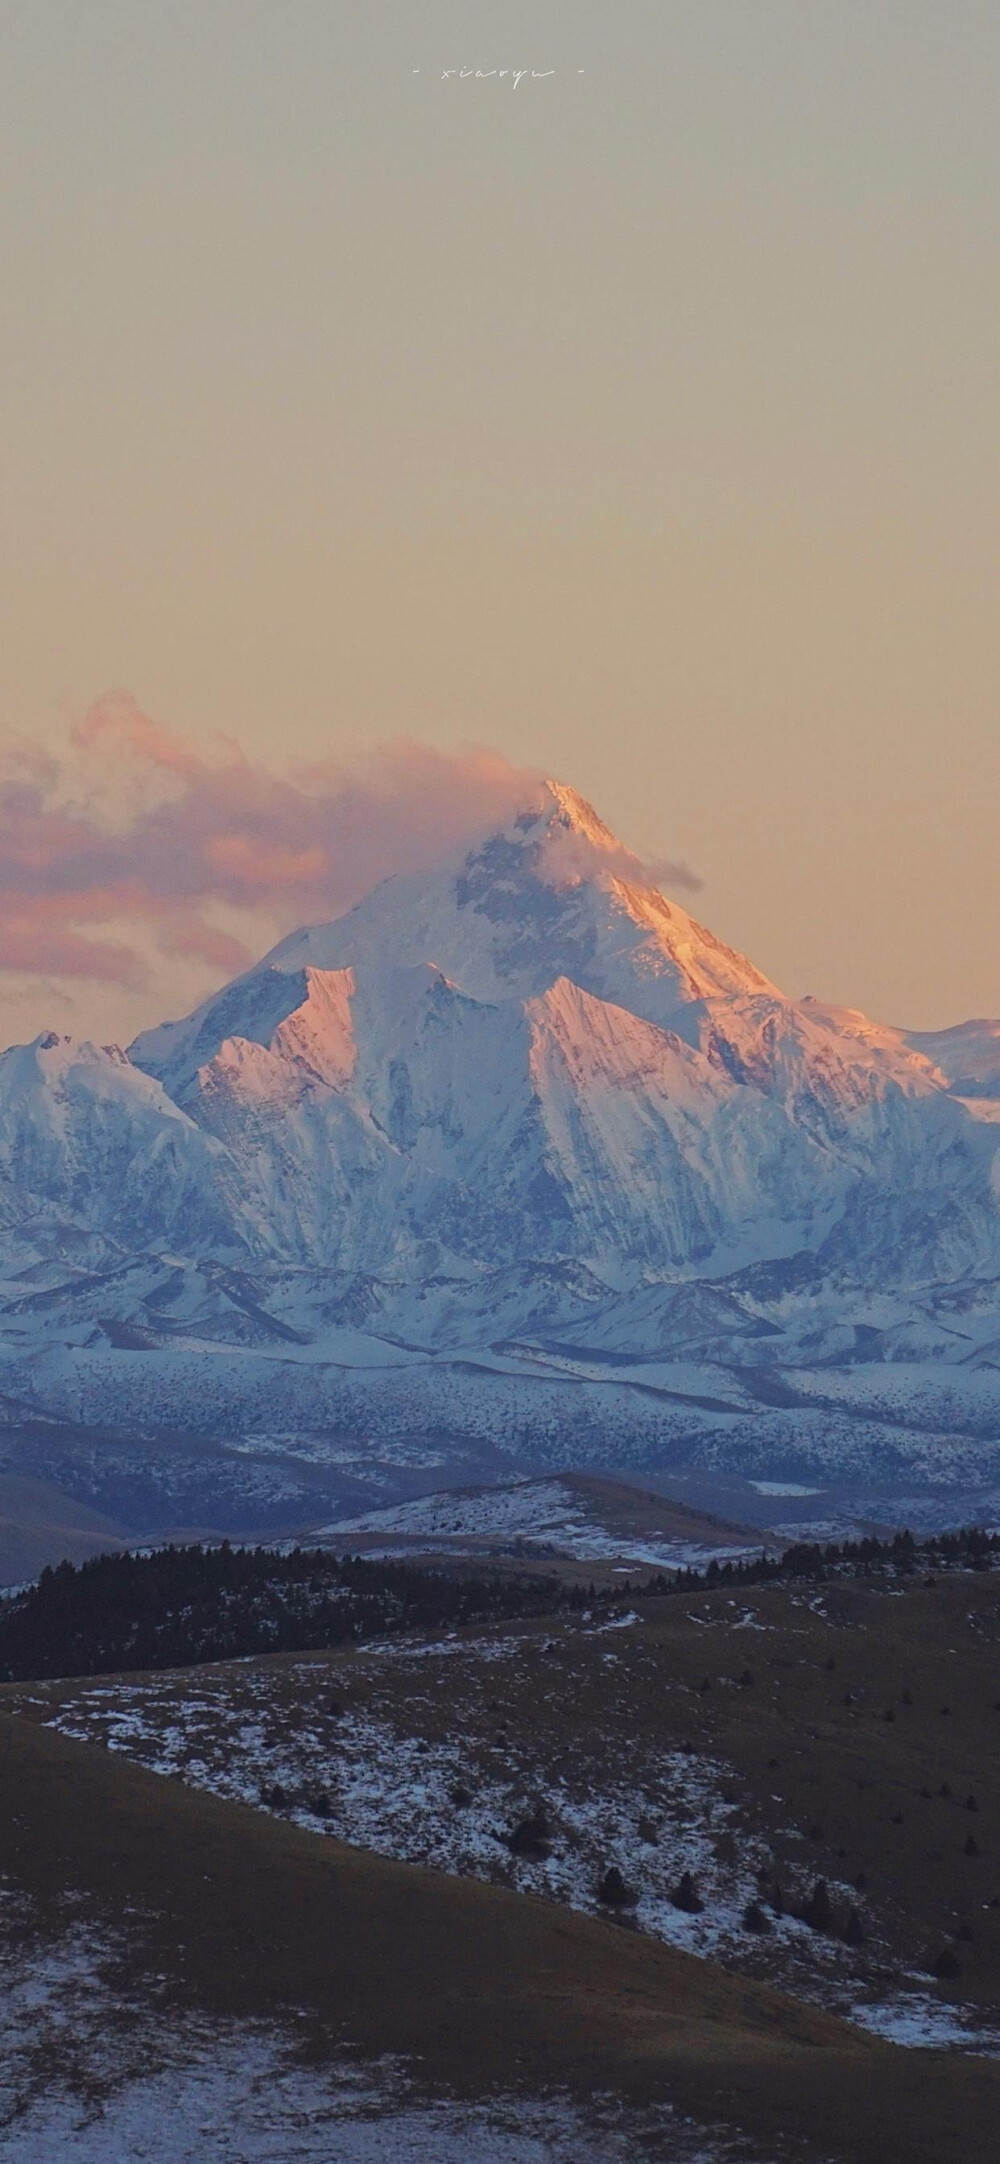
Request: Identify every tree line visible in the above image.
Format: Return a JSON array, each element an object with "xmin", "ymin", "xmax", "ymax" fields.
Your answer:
[{"xmin": 0, "ymin": 1521, "xmax": 995, "ymax": 1683}]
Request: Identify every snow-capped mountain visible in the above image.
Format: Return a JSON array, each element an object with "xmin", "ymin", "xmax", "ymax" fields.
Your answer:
[
  {"xmin": 132, "ymin": 782, "xmax": 780, "ymax": 1086},
  {"xmin": 125, "ymin": 780, "xmax": 1000, "ymax": 1281},
  {"xmin": 1, "ymin": 778, "xmax": 998, "ymax": 1538},
  {"xmin": 0, "ymin": 1031, "xmax": 246, "ymax": 1260},
  {"xmin": 903, "ymin": 1018, "xmax": 1000, "ymax": 1105}
]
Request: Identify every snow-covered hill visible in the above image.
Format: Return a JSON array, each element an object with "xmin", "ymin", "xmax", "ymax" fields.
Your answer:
[
  {"xmin": 320, "ymin": 1470, "xmax": 764, "ymax": 1569},
  {"xmin": 1, "ymin": 777, "xmax": 998, "ymax": 1526}
]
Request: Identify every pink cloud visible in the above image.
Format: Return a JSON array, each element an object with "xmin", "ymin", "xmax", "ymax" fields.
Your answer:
[
  {"xmin": 0, "ymin": 902, "xmax": 148, "ymax": 989},
  {"xmin": 0, "ymin": 695, "xmax": 700, "ymax": 992}
]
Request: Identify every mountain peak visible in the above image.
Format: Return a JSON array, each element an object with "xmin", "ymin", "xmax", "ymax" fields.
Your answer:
[
  {"xmin": 519, "ymin": 779, "xmax": 622, "ymax": 854},
  {"xmin": 132, "ymin": 773, "xmax": 777, "ymax": 1082},
  {"xmin": 487, "ymin": 777, "xmax": 656, "ymax": 893}
]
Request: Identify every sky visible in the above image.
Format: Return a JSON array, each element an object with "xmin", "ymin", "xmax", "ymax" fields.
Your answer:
[{"xmin": 1, "ymin": 0, "xmax": 998, "ymax": 1049}]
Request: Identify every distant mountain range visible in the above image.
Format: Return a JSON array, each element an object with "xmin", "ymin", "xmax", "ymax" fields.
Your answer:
[{"xmin": 1, "ymin": 779, "xmax": 998, "ymax": 1548}]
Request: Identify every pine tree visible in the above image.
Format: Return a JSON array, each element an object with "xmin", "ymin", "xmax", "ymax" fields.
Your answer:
[
  {"xmin": 801, "ymin": 1878, "xmax": 834, "ymax": 1933},
  {"xmin": 671, "ymin": 1870, "xmax": 704, "ymax": 1914}
]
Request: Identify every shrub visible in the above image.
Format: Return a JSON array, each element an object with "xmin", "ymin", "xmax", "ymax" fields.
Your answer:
[
  {"xmin": 597, "ymin": 1866, "xmax": 636, "ymax": 1908},
  {"xmin": 742, "ymin": 1900, "xmax": 772, "ymax": 1935},
  {"xmin": 843, "ymin": 1907, "xmax": 865, "ymax": 1948},
  {"xmin": 671, "ymin": 1870, "xmax": 703, "ymax": 1915},
  {"xmin": 801, "ymin": 1879, "xmax": 834, "ymax": 1933},
  {"xmin": 505, "ymin": 1807, "xmax": 551, "ymax": 1859}
]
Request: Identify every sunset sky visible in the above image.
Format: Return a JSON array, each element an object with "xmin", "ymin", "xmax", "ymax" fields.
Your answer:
[{"xmin": 1, "ymin": 1, "xmax": 998, "ymax": 1048}]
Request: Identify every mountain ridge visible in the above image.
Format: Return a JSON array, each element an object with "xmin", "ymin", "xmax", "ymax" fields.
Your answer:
[{"xmin": 1, "ymin": 777, "xmax": 998, "ymax": 1531}]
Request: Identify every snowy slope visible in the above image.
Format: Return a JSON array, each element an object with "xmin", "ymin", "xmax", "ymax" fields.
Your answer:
[
  {"xmin": 0, "ymin": 1033, "xmax": 247, "ymax": 1259},
  {"xmin": 321, "ymin": 1470, "xmax": 762, "ymax": 1567},
  {"xmin": 904, "ymin": 1018, "xmax": 1000, "ymax": 1101},
  {"xmin": 129, "ymin": 960, "xmax": 830, "ymax": 1273}
]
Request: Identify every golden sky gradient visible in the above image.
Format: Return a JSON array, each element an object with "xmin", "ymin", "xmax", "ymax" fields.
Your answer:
[{"xmin": 1, "ymin": 1, "xmax": 998, "ymax": 1045}]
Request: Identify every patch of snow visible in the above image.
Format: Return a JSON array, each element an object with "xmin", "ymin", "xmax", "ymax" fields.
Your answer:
[
  {"xmin": 749, "ymin": 1482, "xmax": 822, "ymax": 1499},
  {"xmin": 0, "ymin": 1903, "xmax": 745, "ymax": 2164},
  {"xmin": 851, "ymin": 1993, "xmax": 1000, "ymax": 2054}
]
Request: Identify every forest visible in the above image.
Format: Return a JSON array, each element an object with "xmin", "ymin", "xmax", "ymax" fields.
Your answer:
[{"xmin": 0, "ymin": 1523, "xmax": 995, "ymax": 1683}]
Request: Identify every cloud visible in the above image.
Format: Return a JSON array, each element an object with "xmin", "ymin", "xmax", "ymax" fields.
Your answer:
[
  {"xmin": 540, "ymin": 825, "xmax": 701, "ymax": 898},
  {"xmin": 0, "ymin": 695, "xmax": 700, "ymax": 994},
  {"xmin": 0, "ymin": 904, "xmax": 147, "ymax": 988}
]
